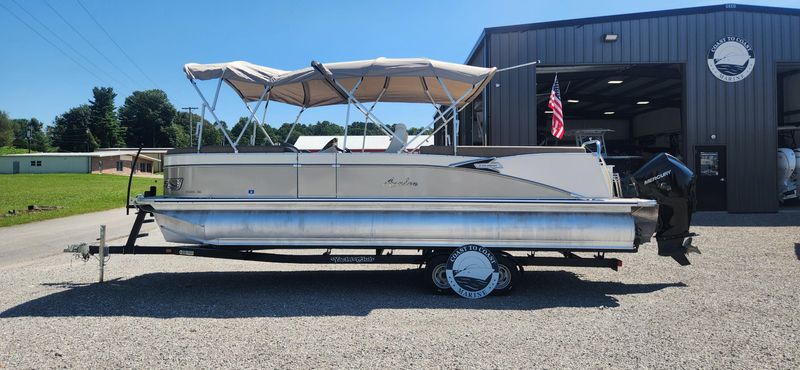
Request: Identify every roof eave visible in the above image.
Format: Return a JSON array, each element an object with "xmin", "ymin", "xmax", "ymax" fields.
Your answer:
[{"xmin": 481, "ymin": 3, "xmax": 800, "ymax": 36}]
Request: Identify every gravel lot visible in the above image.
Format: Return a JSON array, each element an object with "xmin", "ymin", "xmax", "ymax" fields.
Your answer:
[{"xmin": 0, "ymin": 212, "xmax": 798, "ymax": 369}]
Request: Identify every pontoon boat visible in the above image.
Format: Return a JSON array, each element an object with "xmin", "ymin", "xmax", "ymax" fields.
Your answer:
[
  {"xmin": 135, "ymin": 58, "xmax": 697, "ymax": 262},
  {"xmin": 78, "ymin": 57, "xmax": 703, "ymax": 297}
]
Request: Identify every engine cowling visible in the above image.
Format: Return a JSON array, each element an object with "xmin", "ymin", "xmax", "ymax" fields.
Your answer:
[{"xmin": 627, "ymin": 153, "xmax": 698, "ymax": 265}]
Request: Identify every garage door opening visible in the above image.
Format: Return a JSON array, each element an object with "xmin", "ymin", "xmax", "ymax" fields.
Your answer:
[
  {"xmin": 535, "ymin": 64, "xmax": 685, "ymax": 177},
  {"xmin": 777, "ymin": 64, "xmax": 800, "ymax": 209}
]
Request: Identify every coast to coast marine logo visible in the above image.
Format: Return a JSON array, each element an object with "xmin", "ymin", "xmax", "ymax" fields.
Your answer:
[
  {"xmin": 707, "ymin": 36, "xmax": 755, "ymax": 82},
  {"xmin": 446, "ymin": 245, "xmax": 499, "ymax": 299}
]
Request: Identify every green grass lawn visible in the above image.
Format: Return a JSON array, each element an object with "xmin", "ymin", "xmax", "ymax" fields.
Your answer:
[{"xmin": 0, "ymin": 173, "xmax": 161, "ymax": 227}]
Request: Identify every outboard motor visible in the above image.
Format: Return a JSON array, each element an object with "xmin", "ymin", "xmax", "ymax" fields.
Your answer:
[
  {"xmin": 628, "ymin": 153, "xmax": 699, "ymax": 266},
  {"xmin": 777, "ymin": 148, "xmax": 798, "ymax": 202}
]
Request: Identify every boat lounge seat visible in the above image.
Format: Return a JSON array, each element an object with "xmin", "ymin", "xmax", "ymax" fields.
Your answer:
[
  {"xmin": 385, "ymin": 124, "xmax": 408, "ymax": 153},
  {"xmin": 419, "ymin": 145, "xmax": 587, "ymax": 157}
]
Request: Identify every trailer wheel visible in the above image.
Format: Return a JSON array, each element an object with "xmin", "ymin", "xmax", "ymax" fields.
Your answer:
[
  {"xmin": 425, "ymin": 254, "xmax": 452, "ymax": 294},
  {"xmin": 492, "ymin": 254, "xmax": 520, "ymax": 296}
]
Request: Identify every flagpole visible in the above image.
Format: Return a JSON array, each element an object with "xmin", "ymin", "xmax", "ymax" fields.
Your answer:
[{"xmin": 496, "ymin": 60, "xmax": 542, "ymax": 72}]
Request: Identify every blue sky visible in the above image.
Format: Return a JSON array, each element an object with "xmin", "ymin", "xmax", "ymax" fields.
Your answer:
[{"xmin": 1, "ymin": 0, "xmax": 798, "ymax": 129}]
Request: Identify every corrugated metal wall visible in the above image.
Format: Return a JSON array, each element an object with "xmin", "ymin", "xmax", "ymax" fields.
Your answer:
[
  {"xmin": 0, "ymin": 156, "xmax": 90, "ymax": 174},
  {"xmin": 468, "ymin": 6, "xmax": 800, "ymax": 212}
]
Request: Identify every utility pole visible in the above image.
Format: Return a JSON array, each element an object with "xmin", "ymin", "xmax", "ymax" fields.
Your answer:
[
  {"xmin": 26, "ymin": 125, "xmax": 32, "ymax": 154},
  {"xmin": 182, "ymin": 107, "xmax": 198, "ymax": 147}
]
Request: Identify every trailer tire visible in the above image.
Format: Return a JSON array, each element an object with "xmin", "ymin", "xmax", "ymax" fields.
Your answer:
[
  {"xmin": 425, "ymin": 254, "xmax": 453, "ymax": 294},
  {"xmin": 492, "ymin": 254, "xmax": 520, "ymax": 296}
]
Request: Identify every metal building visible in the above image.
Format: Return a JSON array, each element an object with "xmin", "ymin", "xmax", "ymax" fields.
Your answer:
[{"xmin": 459, "ymin": 4, "xmax": 800, "ymax": 212}]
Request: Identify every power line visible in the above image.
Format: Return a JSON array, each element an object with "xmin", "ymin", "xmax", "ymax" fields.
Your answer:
[
  {"xmin": 0, "ymin": 2, "xmax": 110, "ymax": 85},
  {"xmin": 43, "ymin": 0, "xmax": 141, "ymax": 88},
  {"xmin": 76, "ymin": 0, "xmax": 159, "ymax": 88},
  {"xmin": 10, "ymin": 0, "xmax": 129, "ymax": 88}
]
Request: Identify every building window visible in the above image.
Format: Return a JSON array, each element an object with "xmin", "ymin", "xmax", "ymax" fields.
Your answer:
[
  {"xmin": 30, "ymin": 160, "xmax": 41, "ymax": 167},
  {"xmin": 139, "ymin": 162, "xmax": 147, "ymax": 172},
  {"xmin": 116, "ymin": 161, "xmax": 123, "ymax": 171},
  {"xmin": 146, "ymin": 163, "xmax": 153, "ymax": 172}
]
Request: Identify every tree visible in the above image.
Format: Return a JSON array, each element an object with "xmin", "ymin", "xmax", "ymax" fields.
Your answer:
[
  {"xmin": 346, "ymin": 121, "xmax": 387, "ymax": 136},
  {"xmin": 272, "ymin": 122, "xmax": 308, "ymax": 144},
  {"xmin": 89, "ymin": 87, "xmax": 125, "ymax": 148},
  {"xmin": 50, "ymin": 105, "xmax": 99, "ymax": 152},
  {"xmin": 308, "ymin": 120, "xmax": 345, "ymax": 136},
  {"xmin": 230, "ymin": 116, "xmax": 270, "ymax": 145},
  {"xmin": 0, "ymin": 111, "xmax": 14, "ymax": 147},
  {"xmin": 407, "ymin": 126, "xmax": 424, "ymax": 135},
  {"xmin": 28, "ymin": 118, "xmax": 50, "ymax": 151},
  {"xmin": 11, "ymin": 118, "xmax": 49, "ymax": 151},
  {"xmin": 172, "ymin": 111, "xmax": 223, "ymax": 147},
  {"xmin": 161, "ymin": 122, "xmax": 190, "ymax": 148},
  {"xmin": 119, "ymin": 90, "xmax": 177, "ymax": 147},
  {"xmin": 11, "ymin": 119, "xmax": 27, "ymax": 148}
]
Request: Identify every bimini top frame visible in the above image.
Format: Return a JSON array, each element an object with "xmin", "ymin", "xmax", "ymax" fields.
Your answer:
[{"xmin": 184, "ymin": 57, "xmax": 499, "ymax": 154}]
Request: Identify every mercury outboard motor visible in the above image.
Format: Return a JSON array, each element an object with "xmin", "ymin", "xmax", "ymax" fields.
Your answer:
[{"xmin": 628, "ymin": 153, "xmax": 699, "ymax": 266}]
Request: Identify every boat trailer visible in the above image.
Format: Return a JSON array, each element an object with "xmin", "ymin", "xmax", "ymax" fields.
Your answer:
[{"xmin": 64, "ymin": 205, "xmax": 625, "ymax": 298}]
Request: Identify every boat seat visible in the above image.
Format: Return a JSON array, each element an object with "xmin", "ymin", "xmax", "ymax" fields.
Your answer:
[
  {"xmin": 385, "ymin": 124, "xmax": 408, "ymax": 153},
  {"xmin": 419, "ymin": 145, "xmax": 587, "ymax": 157},
  {"xmin": 320, "ymin": 138, "xmax": 341, "ymax": 153}
]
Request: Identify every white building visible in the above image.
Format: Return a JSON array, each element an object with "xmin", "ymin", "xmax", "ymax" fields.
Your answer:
[
  {"xmin": 0, "ymin": 151, "xmax": 160, "ymax": 175},
  {"xmin": 294, "ymin": 135, "xmax": 433, "ymax": 152}
]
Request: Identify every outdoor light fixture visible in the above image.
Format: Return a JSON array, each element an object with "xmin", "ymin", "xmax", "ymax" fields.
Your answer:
[
  {"xmin": 567, "ymin": 99, "xmax": 580, "ymax": 103},
  {"xmin": 603, "ymin": 33, "xmax": 619, "ymax": 42},
  {"xmin": 604, "ymin": 111, "xmax": 615, "ymax": 115},
  {"xmin": 636, "ymin": 101, "xmax": 650, "ymax": 105},
  {"xmin": 607, "ymin": 80, "xmax": 623, "ymax": 84}
]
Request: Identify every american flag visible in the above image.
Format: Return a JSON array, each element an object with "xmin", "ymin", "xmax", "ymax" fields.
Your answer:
[{"xmin": 548, "ymin": 76, "xmax": 564, "ymax": 139}]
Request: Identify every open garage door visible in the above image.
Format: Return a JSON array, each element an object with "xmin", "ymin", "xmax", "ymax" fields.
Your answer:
[
  {"xmin": 534, "ymin": 64, "xmax": 685, "ymax": 178},
  {"xmin": 777, "ymin": 64, "xmax": 800, "ymax": 209}
]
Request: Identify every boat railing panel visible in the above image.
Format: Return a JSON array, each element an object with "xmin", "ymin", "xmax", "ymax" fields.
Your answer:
[
  {"xmin": 167, "ymin": 145, "xmax": 293, "ymax": 155},
  {"xmin": 419, "ymin": 146, "xmax": 587, "ymax": 157}
]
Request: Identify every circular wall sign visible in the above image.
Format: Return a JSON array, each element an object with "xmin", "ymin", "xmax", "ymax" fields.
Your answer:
[
  {"xmin": 707, "ymin": 36, "xmax": 755, "ymax": 82},
  {"xmin": 446, "ymin": 245, "xmax": 500, "ymax": 299}
]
